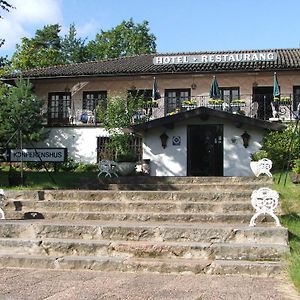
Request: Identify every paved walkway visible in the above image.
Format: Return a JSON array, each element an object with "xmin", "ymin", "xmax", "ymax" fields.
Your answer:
[{"xmin": 0, "ymin": 268, "xmax": 299, "ymax": 300}]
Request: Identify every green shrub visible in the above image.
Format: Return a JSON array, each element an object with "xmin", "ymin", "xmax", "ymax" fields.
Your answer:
[
  {"xmin": 74, "ymin": 163, "xmax": 98, "ymax": 172},
  {"xmin": 261, "ymin": 124, "xmax": 299, "ymax": 170},
  {"xmin": 251, "ymin": 150, "xmax": 269, "ymax": 161},
  {"xmin": 292, "ymin": 159, "xmax": 300, "ymax": 174}
]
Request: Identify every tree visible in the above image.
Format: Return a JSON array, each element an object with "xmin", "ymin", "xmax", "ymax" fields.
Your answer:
[
  {"xmin": 11, "ymin": 24, "xmax": 64, "ymax": 70},
  {"xmin": 0, "ymin": 78, "xmax": 44, "ymax": 149},
  {"xmin": 61, "ymin": 24, "xmax": 89, "ymax": 64},
  {"xmin": 87, "ymin": 18, "xmax": 156, "ymax": 60},
  {"xmin": 97, "ymin": 95, "xmax": 144, "ymax": 161}
]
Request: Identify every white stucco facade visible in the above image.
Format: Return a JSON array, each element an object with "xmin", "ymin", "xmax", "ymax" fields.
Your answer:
[
  {"xmin": 36, "ymin": 127, "xmax": 108, "ymax": 164},
  {"xmin": 142, "ymin": 116, "xmax": 264, "ymax": 177}
]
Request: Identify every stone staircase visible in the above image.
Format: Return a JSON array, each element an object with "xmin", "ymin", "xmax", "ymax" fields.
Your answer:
[{"xmin": 0, "ymin": 176, "xmax": 289, "ymax": 276}]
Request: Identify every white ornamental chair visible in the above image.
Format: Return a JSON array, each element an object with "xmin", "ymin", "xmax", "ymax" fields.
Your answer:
[
  {"xmin": 256, "ymin": 158, "xmax": 273, "ymax": 177},
  {"xmin": 0, "ymin": 189, "xmax": 5, "ymax": 219},
  {"xmin": 98, "ymin": 160, "xmax": 119, "ymax": 178},
  {"xmin": 249, "ymin": 187, "xmax": 281, "ymax": 227}
]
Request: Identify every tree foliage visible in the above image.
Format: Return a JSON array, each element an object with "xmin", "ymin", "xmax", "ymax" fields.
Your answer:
[
  {"xmin": 97, "ymin": 95, "xmax": 143, "ymax": 161},
  {"xmin": 0, "ymin": 78, "xmax": 44, "ymax": 149},
  {"xmin": 11, "ymin": 24, "xmax": 65, "ymax": 70},
  {"xmin": 60, "ymin": 23, "xmax": 89, "ymax": 64},
  {"xmin": 9, "ymin": 19, "xmax": 156, "ymax": 71},
  {"xmin": 87, "ymin": 19, "xmax": 156, "ymax": 60}
]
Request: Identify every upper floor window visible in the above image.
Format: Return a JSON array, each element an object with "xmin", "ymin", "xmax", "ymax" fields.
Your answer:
[
  {"xmin": 48, "ymin": 92, "xmax": 71, "ymax": 125},
  {"xmin": 82, "ymin": 91, "xmax": 107, "ymax": 111},
  {"xmin": 165, "ymin": 89, "xmax": 190, "ymax": 114},
  {"xmin": 220, "ymin": 87, "xmax": 240, "ymax": 102}
]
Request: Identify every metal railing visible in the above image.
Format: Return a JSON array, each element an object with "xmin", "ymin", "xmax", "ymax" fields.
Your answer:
[{"xmin": 43, "ymin": 94, "xmax": 300, "ymax": 126}]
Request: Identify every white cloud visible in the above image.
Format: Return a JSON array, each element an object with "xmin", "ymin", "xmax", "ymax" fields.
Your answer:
[{"xmin": 0, "ymin": 0, "xmax": 63, "ymax": 55}]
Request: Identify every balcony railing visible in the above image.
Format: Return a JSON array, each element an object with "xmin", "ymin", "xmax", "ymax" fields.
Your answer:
[{"xmin": 43, "ymin": 94, "xmax": 300, "ymax": 126}]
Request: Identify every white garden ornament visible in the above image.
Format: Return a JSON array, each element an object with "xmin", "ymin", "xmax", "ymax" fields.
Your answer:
[
  {"xmin": 0, "ymin": 189, "xmax": 5, "ymax": 219},
  {"xmin": 250, "ymin": 158, "xmax": 273, "ymax": 177},
  {"xmin": 249, "ymin": 187, "xmax": 281, "ymax": 227}
]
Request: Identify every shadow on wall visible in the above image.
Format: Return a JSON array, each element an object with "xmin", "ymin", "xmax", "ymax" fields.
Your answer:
[
  {"xmin": 40, "ymin": 128, "xmax": 84, "ymax": 162},
  {"xmin": 144, "ymin": 144, "xmax": 186, "ymax": 176},
  {"xmin": 224, "ymin": 134, "xmax": 261, "ymax": 176}
]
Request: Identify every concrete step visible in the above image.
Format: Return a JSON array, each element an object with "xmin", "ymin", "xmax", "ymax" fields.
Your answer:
[
  {"xmin": 0, "ymin": 220, "xmax": 288, "ymax": 244},
  {"xmin": 4, "ymin": 211, "xmax": 261, "ymax": 223},
  {"xmin": 4, "ymin": 200, "xmax": 253, "ymax": 214},
  {"xmin": 98, "ymin": 183, "xmax": 269, "ymax": 191},
  {"xmin": 0, "ymin": 253, "xmax": 284, "ymax": 276},
  {"xmin": 0, "ymin": 238, "xmax": 288, "ymax": 261},
  {"xmin": 5, "ymin": 190, "xmax": 254, "ymax": 202},
  {"xmin": 207, "ymin": 260, "xmax": 285, "ymax": 276},
  {"xmin": 99, "ymin": 176, "xmax": 273, "ymax": 185}
]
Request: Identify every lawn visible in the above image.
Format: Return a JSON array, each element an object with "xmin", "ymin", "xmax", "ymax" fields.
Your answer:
[
  {"xmin": 0, "ymin": 170, "xmax": 100, "ymax": 190},
  {"xmin": 273, "ymin": 173, "xmax": 300, "ymax": 292}
]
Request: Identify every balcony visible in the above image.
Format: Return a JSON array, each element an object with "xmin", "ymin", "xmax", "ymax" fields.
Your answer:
[{"xmin": 44, "ymin": 94, "xmax": 300, "ymax": 127}]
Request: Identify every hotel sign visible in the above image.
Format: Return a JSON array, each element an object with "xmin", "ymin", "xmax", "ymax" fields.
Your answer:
[{"xmin": 153, "ymin": 52, "xmax": 277, "ymax": 65}]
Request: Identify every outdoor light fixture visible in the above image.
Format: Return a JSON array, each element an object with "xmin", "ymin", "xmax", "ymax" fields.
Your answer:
[
  {"xmin": 160, "ymin": 132, "xmax": 169, "ymax": 149},
  {"xmin": 241, "ymin": 131, "xmax": 250, "ymax": 148},
  {"xmin": 191, "ymin": 83, "xmax": 197, "ymax": 90}
]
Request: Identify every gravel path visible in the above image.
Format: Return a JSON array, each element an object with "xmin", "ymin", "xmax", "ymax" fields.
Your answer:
[{"xmin": 0, "ymin": 268, "xmax": 299, "ymax": 300}]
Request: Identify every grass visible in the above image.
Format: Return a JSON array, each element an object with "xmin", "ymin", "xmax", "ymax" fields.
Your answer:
[
  {"xmin": 0, "ymin": 170, "xmax": 99, "ymax": 190},
  {"xmin": 273, "ymin": 173, "xmax": 300, "ymax": 292}
]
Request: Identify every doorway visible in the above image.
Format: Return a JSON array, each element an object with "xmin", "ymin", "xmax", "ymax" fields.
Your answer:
[
  {"xmin": 252, "ymin": 86, "xmax": 273, "ymax": 120},
  {"xmin": 187, "ymin": 125, "xmax": 223, "ymax": 176}
]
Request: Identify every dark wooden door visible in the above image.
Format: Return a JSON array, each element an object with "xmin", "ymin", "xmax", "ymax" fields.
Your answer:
[
  {"xmin": 187, "ymin": 125, "xmax": 223, "ymax": 176},
  {"xmin": 252, "ymin": 86, "xmax": 273, "ymax": 120}
]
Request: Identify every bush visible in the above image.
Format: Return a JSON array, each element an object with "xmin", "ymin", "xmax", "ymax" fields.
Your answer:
[
  {"xmin": 261, "ymin": 124, "xmax": 299, "ymax": 170},
  {"xmin": 251, "ymin": 150, "xmax": 269, "ymax": 161},
  {"xmin": 74, "ymin": 163, "xmax": 98, "ymax": 172}
]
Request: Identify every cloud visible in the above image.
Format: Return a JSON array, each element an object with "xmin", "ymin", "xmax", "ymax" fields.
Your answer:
[{"xmin": 0, "ymin": 0, "xmax": 63, "ymax": 54}]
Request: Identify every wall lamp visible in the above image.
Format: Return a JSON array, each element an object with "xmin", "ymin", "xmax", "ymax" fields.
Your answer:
[
  {"xmin": 160, "ymin": 132, "xmax": 169, "ymax": 149},
  {"xmin": 241, "ymin": 131, "xmax": 250, "ymax": 148}
]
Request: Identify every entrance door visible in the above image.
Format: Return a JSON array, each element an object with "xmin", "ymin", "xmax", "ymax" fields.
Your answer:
[
  {"xmin": 252, "ymin": 87, "xmax": 273, "ymax": 120},
  {"xmin": 187, "ymin": 125, "xmax": 223, "ymax": 176}
]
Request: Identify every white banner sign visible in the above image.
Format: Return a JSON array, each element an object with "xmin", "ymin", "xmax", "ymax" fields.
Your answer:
[{"xmin": 153, "ymin": 52, "xmax": 277, "ymax": 65}]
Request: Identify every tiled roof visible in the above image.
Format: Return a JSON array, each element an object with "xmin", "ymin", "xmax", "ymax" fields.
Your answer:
[{"xmin": 6, "ymin": 48, "xmax": 300, "ymax": 79}]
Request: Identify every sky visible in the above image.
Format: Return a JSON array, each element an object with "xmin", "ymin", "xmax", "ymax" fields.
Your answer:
[{"xmin": 1, "ymin": 0, "xmax": 300, "ymax": 59}]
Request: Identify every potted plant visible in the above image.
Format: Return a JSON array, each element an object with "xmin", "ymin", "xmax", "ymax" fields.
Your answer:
[
  {"xmin": 116, "ymin": 150, "xmax": 138, "ymax": 176},
  {"xmin": 273, "ymin": 96, "xmax": 291, "ymax": 104},
  {"xmin": 208, "ymin": 99, "xmax": 223, "ymax": 105},
  {"xmin": 290, "ymin": 158, "xmax": 300, "ymax": 183},
  {"xmin": 250, "ymin": 150, "xmax": 269, "ymax": 176}
]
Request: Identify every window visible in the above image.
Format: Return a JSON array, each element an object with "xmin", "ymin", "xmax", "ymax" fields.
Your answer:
[
  {"xmin": 165, "ymin": 89, "xmax": 190, "ymax": 114},
  {"xmin": 82, "ymin": 91, "xmax": 107, "ymax": 111},
  {"xmin": 48, "ymin": 92, "xmax": 71, "ymax": 125},
  {"xmin": 293, "ymin": 86, "xmax": 300, "ymax": 111},
  {"xmin": 220, "ymin": 87, "xmax": 240, "ymax": 103},
  {"xmin": 97, "ymin": 136, "xmax": 143, "ymax": 162}
]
